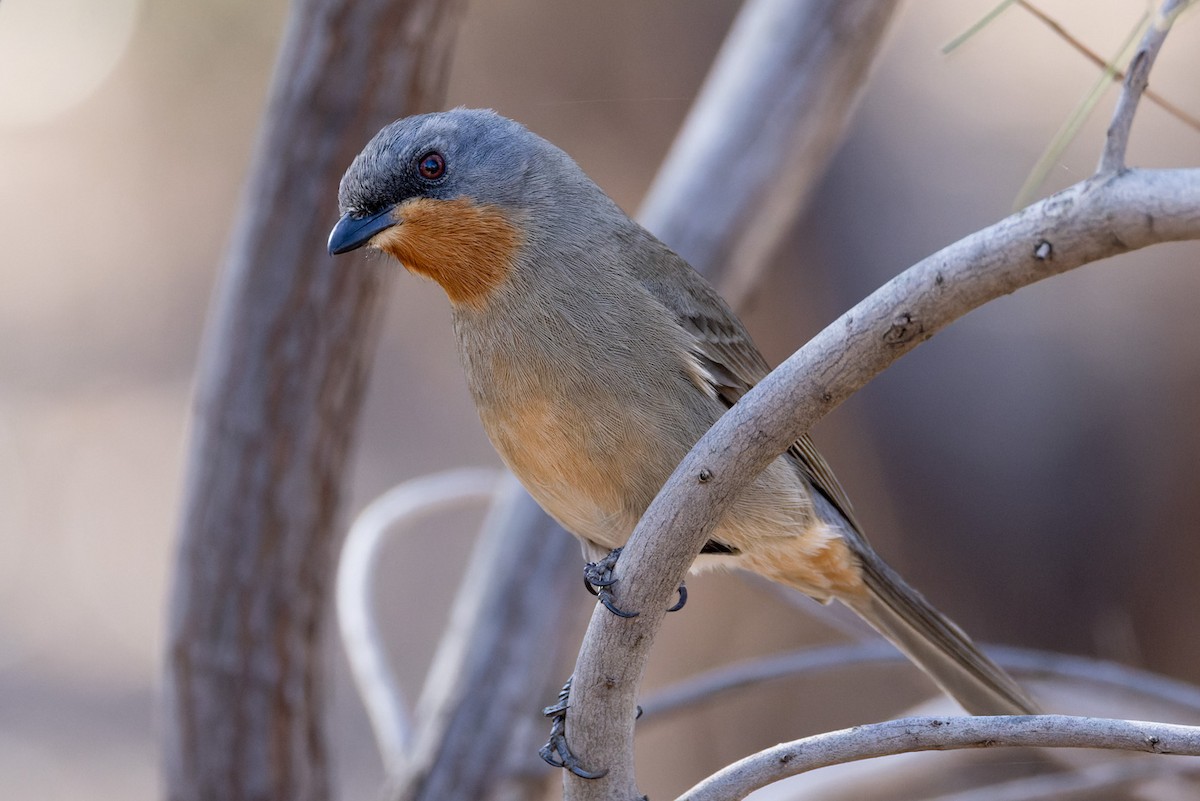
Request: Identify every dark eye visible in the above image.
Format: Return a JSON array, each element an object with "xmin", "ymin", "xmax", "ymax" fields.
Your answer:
[{"xmin": 417, "ymin": 151, "xmax": 446, "ymax": 180}]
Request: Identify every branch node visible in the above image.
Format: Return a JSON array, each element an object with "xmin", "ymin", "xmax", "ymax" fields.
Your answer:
[
  {"xmin": 1034, "ymin": 240, "xmax": 1052, "ymax": 260},
  {"xmin": 882, "ymin": 312, "xmax": 923, "ymax": 345},
  {"xmin": 697, "ymin": 468, "xmax": 713, "ymax": 483}
]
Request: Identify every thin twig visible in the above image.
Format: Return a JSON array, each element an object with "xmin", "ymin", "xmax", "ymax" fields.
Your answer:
[
  {"xmin": 1014, "ymin": 10, "xmax": 1147, "ymax": 209},
  {"xmin": 922, "ymin": 755, "xmax": 1200, "ymax": 801},
  {"xmin": 568, "ymin": 166, "xmax": 1200, "ymax": 800},
  {"xmin": 335, "ymin": 468, "xmax": 505, "ymax": 771},
  {"xmin": 638, "ymin": 642, "xmax": 1200, "ymax": 723},
  {"xmin": 941, "ymin": 0, "xmax": 1017, "ymax": 55},
  {"xmin": 1016, "ymin": 0, "xmax": 1200, "ymax": 134},
  {"xmin": 677, "ymin": 715, "xmax": 1200, "ymax": 801},
  {"xmin": 1098, "ymin": 0, "xmax": 1193, "ymax": 173}
]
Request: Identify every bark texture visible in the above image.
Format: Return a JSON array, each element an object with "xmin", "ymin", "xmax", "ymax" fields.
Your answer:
[{"xmin": 165, "ymin": 2, "xmax": 464, "ymax": 799}]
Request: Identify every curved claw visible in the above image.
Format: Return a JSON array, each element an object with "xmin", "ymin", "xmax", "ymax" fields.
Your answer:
[
  {"xmin": 584, "ymin": 547, "xmax": 640, "ymax": 617},
  {"xmin": 666, "ymin": 582, "xmax": 688, "ymax": 613},
  {"xmin": 597, "ymin": 588, "xmax": 639, "ymax": 618},
  {"xmin": 539, "ymin": 731, "xmax": 609, "ymax": 779},
  {"xmin": 540, "ymin": 677, "xmax": 608, "ymax": 780},
  {"xmin": 583, "ymin": 547, "xmax": 687, "ymax": 617}
]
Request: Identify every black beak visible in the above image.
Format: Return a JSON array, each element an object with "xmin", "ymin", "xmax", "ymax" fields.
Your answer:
[{"xmin": 327, "ymin": 206, "xmax": 399, "ymax": 255}]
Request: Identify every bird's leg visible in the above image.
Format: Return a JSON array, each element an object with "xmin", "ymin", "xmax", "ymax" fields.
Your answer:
[
  {"xmin": 539, "ymin": 677, "xmax": 608, "ymax": 779},
  {"xmin": 583, "ymin": 547, "xmax": 688, "ymax": 616}
]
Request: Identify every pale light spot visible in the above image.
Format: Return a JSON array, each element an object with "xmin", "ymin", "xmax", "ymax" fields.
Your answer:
[{"xmin": 0, "ymin": 0, "xmax": 141, "ymax": 128}]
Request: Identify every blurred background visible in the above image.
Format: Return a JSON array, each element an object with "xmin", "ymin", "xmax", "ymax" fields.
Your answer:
[{"xmin": 2, "ymin": 0, "xmax": 1199, "ymax": 798}]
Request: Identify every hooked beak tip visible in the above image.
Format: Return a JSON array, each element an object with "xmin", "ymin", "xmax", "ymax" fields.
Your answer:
[{"xmin": 327, "ymin": 206, "xmax": 399, "ymax": 256}]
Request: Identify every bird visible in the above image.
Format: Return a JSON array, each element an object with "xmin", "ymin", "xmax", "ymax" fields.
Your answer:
[{"xmin": 328, "ymin": 108, "xmax": 1038, "ymax": 735}]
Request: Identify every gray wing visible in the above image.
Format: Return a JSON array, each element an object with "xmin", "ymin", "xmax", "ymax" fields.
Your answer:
[
  {"xmin": 630, "ymin": 242, "xmax": 864, "ymax": 534},
  {"xmin": 632, "ymin": 243, "xmax": 1040, "ymax": 716}
]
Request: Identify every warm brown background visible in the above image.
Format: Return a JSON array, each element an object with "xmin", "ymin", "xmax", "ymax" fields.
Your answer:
[{"xmin": 2, "ymin": 1, "xmax": 1198, "ymax": 799}]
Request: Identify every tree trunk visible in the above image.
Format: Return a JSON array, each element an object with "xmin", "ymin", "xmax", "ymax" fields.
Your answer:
[{"xmin": 164, "ymin": 1, "xmax": 464, "ymax": 799}]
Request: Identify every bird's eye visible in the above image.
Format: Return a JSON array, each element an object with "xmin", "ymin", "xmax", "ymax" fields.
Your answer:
[{"xmin": 417, "ymin": 151, "xmax": 446, "ymax": 180}]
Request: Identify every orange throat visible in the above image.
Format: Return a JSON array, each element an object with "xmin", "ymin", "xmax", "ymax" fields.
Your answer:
[{"xmin": 369, "ymin": 197, "xmax": 523, "ymax": 308}]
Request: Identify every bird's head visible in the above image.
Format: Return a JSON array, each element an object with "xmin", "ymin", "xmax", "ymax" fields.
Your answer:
[{"xmin": 328, "ymin": 108, "xmax": 591, "ymax": 308}]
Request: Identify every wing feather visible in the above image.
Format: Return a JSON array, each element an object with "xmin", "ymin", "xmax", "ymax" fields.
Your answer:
[{"xmin": 631, "ymin": 243, "xmax": 863, "ymax": 534}]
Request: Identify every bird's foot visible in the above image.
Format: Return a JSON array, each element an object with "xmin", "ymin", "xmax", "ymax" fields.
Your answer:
[
  {"xmin": 583, "ymin": 547, "xmax": 688, "ymax": 617},
  {"xmin": 667, "ymin": 582, "xmax": 688, "ymax": 612},
  {"xmin": 583, "ymin": 547, "xmax": 637, "ymax": 617},
  {"xmin": 539, "ymin": 677, "xmax": 608, "ymax": 779}
]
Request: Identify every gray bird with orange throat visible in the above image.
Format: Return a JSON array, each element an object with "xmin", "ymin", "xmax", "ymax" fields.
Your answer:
[{"xmin": 328, "ymin": 109, "xmax": 1038, "ymax": 750}]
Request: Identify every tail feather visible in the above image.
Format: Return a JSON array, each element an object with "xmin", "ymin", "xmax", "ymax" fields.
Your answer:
[
  {"xmin": 848, "ymin": 554, "xmax": 1039, "ymax": 716},
  {"xmin": 807, "ymin": 492, "xmax": 1039, "ymax": 716}
]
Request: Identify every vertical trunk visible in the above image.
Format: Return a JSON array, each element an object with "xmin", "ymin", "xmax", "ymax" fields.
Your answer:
[{"xmin": 164, "ymin": 2, "xmax": 464, "ymax": 799}]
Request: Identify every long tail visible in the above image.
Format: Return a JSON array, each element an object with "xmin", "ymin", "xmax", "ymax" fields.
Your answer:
[
  {"xmin": 811, "ymin": 495, "xmax": 1039, "ymax": 716},
  {"xmin": 847, "ymin": 551, "xmax": 1038, "ymax": 715}
]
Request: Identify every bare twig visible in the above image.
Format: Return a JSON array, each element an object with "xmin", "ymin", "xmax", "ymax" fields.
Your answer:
[
  {"xmin": 561, "ymin": 3, "xmax": 900, "ymax": 797},
  {"xmin": 922, "ymin": 755, "xmax": 1200, "ymax": 801},
  {"xmin": 1098, "ymin": 0, "xmax": 1193, "ymax": 173},
  {"xmin": 1014, "ymin": 10, "xmax": 1147, "ymax": 209},
  {"xmin": 637, "ymin": 0, "xmax": 898, "ymax": 303},
  {"xmin": 638, "ymin": 642, "xmax": 1200, "ymax": 722},
  {"xmin": 388, "ymin": 484, "xmax": 583, "ymax": 801},
  {"xmin": 639, "ymin": 641, "xmax": 898, "ymax": 721},
  {"xmin": 941, "ymin": 0, "xmax": 1017, "ymax": 55},
  {"xmin": 336, "ymin": 468, "xmax": 505, "ymax": 770},
  {"xmin": 993, "ymin": 646, "xmax": 1200, "ymax": 714},
  {"xmin": 1015, "ymin": 0, "xmax": 1200, "ymax": 134},
  {"xmin": 677, "ymin": 715, "xmax": 1200, "ymax": 801},
  {"xmin": 566, "ymin": 167, "xmax": 1200, "ymax": 799}
]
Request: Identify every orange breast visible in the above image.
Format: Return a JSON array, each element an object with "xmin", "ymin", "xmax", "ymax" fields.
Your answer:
[{"xmin": 370, "ymin": 197, "xmax": 523, "ymax": 309}]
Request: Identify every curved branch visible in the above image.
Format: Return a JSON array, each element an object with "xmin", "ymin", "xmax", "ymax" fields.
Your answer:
[
  {"xmin": 677, "ymin": 715, "xmax": 1200, "ymax": 801},
  {"xmin": 560, "ymin": 4, "xmax": 899, "ymax": 796},
  {"xmin": 637, "ymin": 0, "xmax": 898, "ymax": 305},
  {"xmin": 566, "ymin": 167, "xmax": 1200, "ymax": 797},
  {"xmin": 922, "ymin": 756, "xmax": 1200, "ymax": 801},
  {"xmin": 336, "ymin": 468, "xmax": 505, "ymax": 770},
  {"xmin": 389, "ymin": 482, "xmax": 584, "ymax": 801},
  {"xmin": 638, "ymin": 642, "xmax": 1200, "ymax": 722}
]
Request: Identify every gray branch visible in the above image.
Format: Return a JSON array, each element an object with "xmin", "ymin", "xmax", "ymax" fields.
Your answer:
[
  {"xmin": 1098, "ymin": 0, "xmax": 1191, "ymax": 173},
  {"xmin": 677, "ymin": 715, "xmax": 1200, "ymax": 801},
  {"xmin": 559, "ymin": 3, "xmax": 900, "ymax": 797},
  {"xmin": 566, "ymin": 165, "xmax": 1200, "ymax": 799},
  {"xmin": 388, "ymin": 485, "xmax": 583, "ymax": 801},
  {"xmin": 164, "ymin": 1, "xmax": 463, "ymax": 799},
  {"xmin": 638, "ymin": 642, "xmax": 1200, "ymax": 722},
  {"xmin": 564, "ymin": 1, "xmax": 1200, "ymax": 795},
  {"xmin": 638, "ymin": 0, "xmax": 898, "ymax": 303}
]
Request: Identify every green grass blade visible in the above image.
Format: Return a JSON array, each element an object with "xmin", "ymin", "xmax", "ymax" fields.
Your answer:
[
  {"xmin": 1013, "ymin": 10, "xmax": 1150, "ymax": 209},
  {"xmin": 942, "ymin": 0, "xmax": 1018, "ymax": 55}
]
